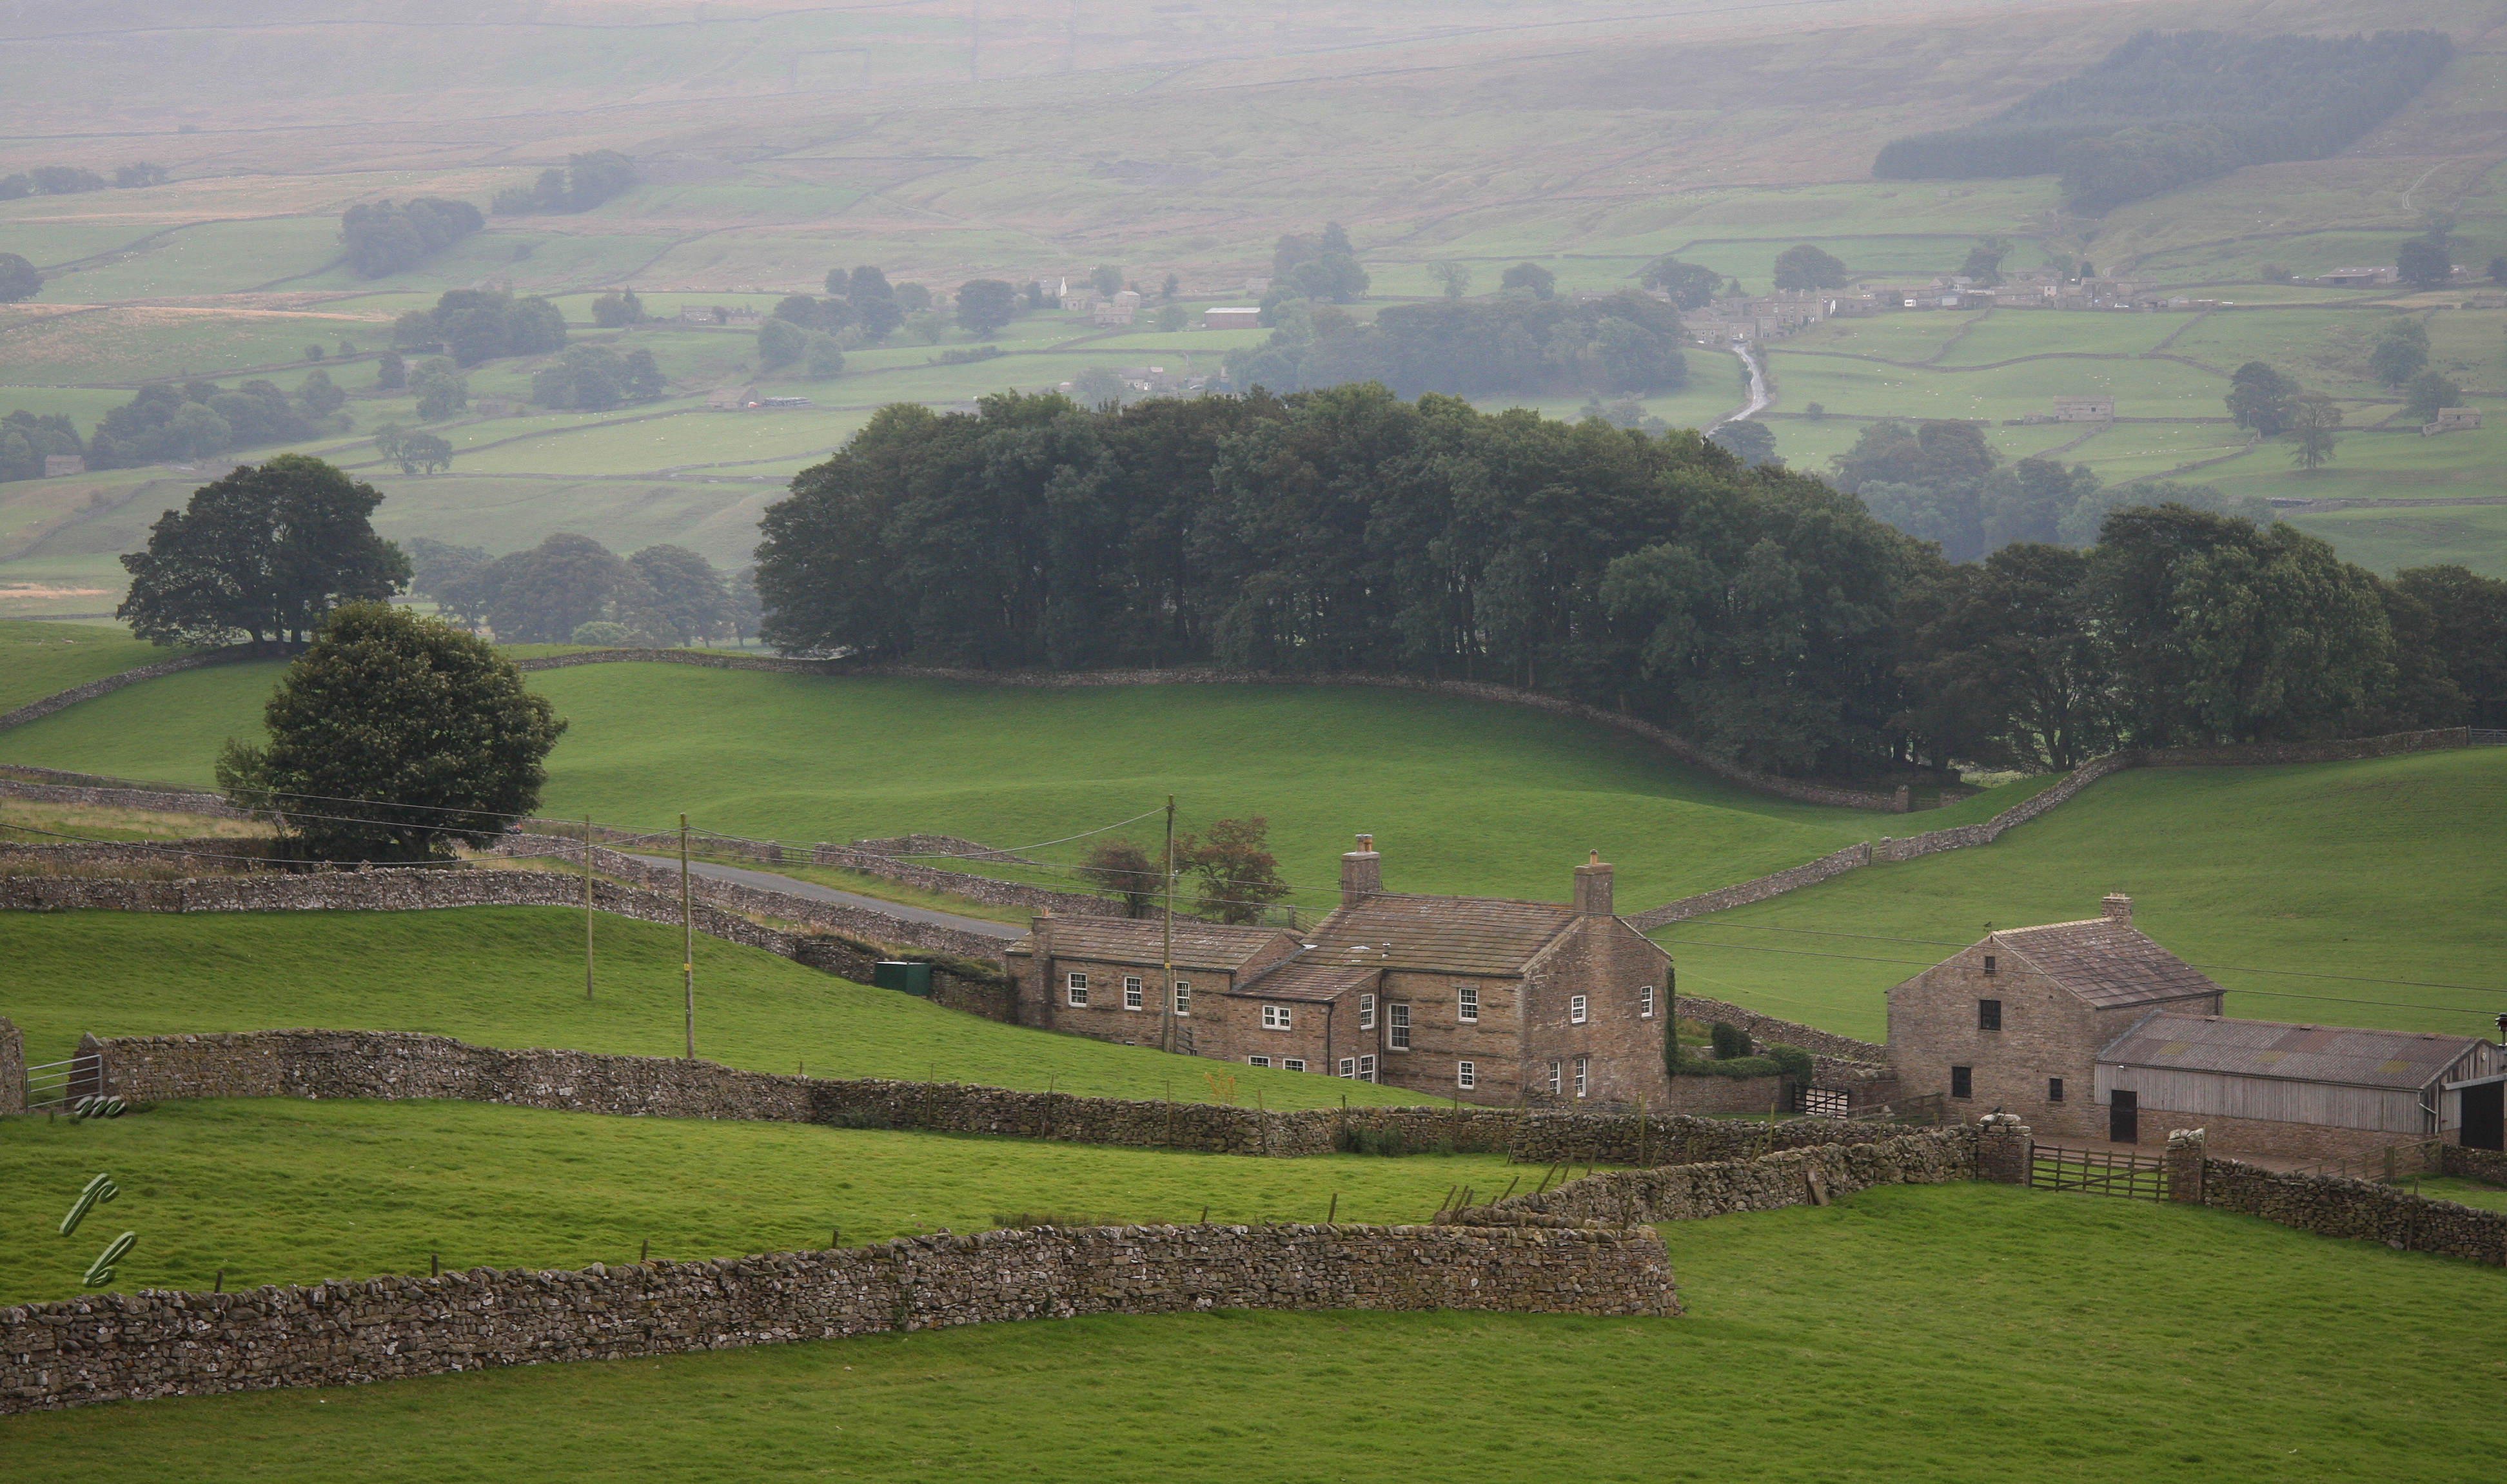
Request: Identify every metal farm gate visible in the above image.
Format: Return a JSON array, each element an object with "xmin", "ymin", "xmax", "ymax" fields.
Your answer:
[
  {"xmin": 23, "ymin": 1053, "xmax": 101, "ymax": 1112},
  {"xmin": 2030, "ymin": 1144, "xmax": 2169, "ymax": 1200}
]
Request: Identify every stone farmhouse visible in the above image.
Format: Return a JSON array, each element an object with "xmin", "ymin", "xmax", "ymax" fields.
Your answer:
[
  {"xmin": 1004, "ymin": 837, "xmax": 1671, "ymax": 1106},
  {"xmin": 1887, "ymin": 895, "xmax": 2506, "ymax": 1160}
]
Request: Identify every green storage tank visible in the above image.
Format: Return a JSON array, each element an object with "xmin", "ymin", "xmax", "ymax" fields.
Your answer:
[{"xmin": 872, "ymin": 960, "xmax": 932, "ymax": 997}]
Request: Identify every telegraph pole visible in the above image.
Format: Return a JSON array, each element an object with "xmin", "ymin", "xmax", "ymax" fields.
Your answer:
[
  {"xmin": 1159, "ymin": 794, "xmax": 1176, "ymax": 1054},
  {"xmin": 583, "ymin": 815, "xmax": 595, "ymax": 1000},
  {"xmin": 681, "ymin": 812, "xmax": 695, "ymax": 1059}
]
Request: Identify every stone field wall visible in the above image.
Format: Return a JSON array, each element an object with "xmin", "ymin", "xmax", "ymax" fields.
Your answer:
[
  {"xmin": 1448, "ymin": 1129, "xmax": 1980, "ymax": 1227},
  {"xmin": 0, "ymin": 1219, "xmax": 1676, "ymax": 1414},
  {"xmin": 0, "ymin": 644, "xmax": 275, "ymax": 734},
  {"xmin": 2185, "ymin": 1157, "xmax": 2506, "ymax": 1266},
  {"xmin": 0, "ymin": 1017, "xmax": 21, "ymax": 1117}
]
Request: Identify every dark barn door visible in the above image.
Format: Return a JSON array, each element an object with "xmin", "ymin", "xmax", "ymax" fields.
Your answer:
[
  {"xmin": 2109, "ymin": 1089, "xmax": 2139, "ymax": 1145},
  {"xmin": 2464, "ymin": 1083, "xmax": 2505, "ymax": 1152}
]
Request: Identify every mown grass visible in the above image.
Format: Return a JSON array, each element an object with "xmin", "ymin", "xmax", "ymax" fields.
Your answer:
[
  {"xmin": 1656, "ymin": 748, "xmax": 2507, "ymax": 1042},
  {"xmin": 0, "ymin": 1098, "xmax": 1519, "ymax": 1304},
  {"xmin": 3, "ymin": 1180, "xmax": 2497, "ymax": 1482},
  {"xmin": 0, "ymin": 619, "xmax": 181, "ymax": 710},
  {"xmin": 0, "ymin": 906, "xmax": 1424, "ymax": 1109}
]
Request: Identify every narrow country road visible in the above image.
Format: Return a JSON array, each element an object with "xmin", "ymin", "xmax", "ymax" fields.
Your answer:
[
  {"xmin": 623, "ymin": 854, "xmax": 1027, "ymax": 940},
  {"xmin": 1706, "ymin": 342, "xmax": 1771, "ymax": 432}
]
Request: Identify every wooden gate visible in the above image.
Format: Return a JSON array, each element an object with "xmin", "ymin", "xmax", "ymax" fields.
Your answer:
[{"xmin": 2031, "ymin": 1144, "xmax": 2168, "ymax": 1200}]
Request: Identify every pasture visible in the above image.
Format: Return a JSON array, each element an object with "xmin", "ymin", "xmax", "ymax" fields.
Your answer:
[
  {"xmin": 3, "ymin": 1180, "xmax": 2498, "ymax": 1483},
  {"xmin": 0, "ymin": 619, "xmax": 177, "ymax": 710},
  {"xmin": 0, "ymin": 906, "xmax": 1421, "ymax": 1109},
  {"xmin": 1654, "ymin": 747, "xmax": 2507, "ymax": 1044},
  {"xmin": 0, "ymin": 1098, "xmax": 1517, "ymax": 1304}
]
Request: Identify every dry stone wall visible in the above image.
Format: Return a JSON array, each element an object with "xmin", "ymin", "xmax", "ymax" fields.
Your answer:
[
  {"xmin": 2188, "ymin": 1156, "xmax": 2506, "ymax": 1266},
  {"xmin": 2441, "ymin": 1144, "xmax": 2507, "ymax": 1185},
  {"xmin": 0, "ymin": 1220, "xmax": 1676, "ymax": 1414},
  {"xmin": 0, "ymin": 1017, "xmax": 22, "ymax": 1116},
  {"xmin": 1671, "ymin": 993, "xmax": 1888, "ymax": 1064},
  {"xmin": 1447, "ymin": 1129, "xmax": 1979, "ymax": 1226},
  {"xmin": 1, "ymin": 774, "xmax": 244, "ymax": 818},
  {"xmin": 0, "ymin": 645, "xmax": 275, "ymax": 734}
]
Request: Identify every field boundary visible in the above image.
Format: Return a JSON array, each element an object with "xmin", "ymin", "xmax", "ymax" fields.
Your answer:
[
  {"xmin": 0, "ymin": 1219, "xmax": 1675, "ymax": 1414},
  {"xmin": 1443, "ymin": 1128, "xmax": 1981, "ymax": 1226},
  {"xmin": 0, "ymin": 642, "xmax": 279, "ymax": 734}
]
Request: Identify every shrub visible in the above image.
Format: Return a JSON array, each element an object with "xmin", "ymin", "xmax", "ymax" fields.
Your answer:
[{"xmin": 1709, "ymin": 1021, "xmax": 1753, "ymax": 1060}]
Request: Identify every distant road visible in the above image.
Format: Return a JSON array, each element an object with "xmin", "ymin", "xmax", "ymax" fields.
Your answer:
[{"xmin": 622, "ymin": 854, "xmax": 1026, "ymax": 941}]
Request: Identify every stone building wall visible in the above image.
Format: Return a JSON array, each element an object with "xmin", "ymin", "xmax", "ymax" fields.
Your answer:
[
  {"xmin": 2130, "ymin": 1106, "xmax": 2423, "ymax": 1166},
  {"xmin": 0, "ymin": 1220, "xmax": 1677, "ymax": 1414},
  {"xmin": 1521, "ymin": 917, "xmax": 1675, "ymax": 1109},
  {"xmin": 1446, "ymin": 1129, "xmax": 1979, "ymax": 1226}
]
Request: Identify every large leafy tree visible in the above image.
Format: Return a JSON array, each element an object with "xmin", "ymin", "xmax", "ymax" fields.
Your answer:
[
  {"xmin": 1178, "ymin": 817, "xmax": 1290, "ymax": 925},
  {"xmin": 1894, "ymin": 543, "xmax": 2113, "ymax": 769},
  {"xmin": 628, "ymin": 543, "xmax": 732, "ymax": 645},
  {"xmin": 1771, "ymin": 244, "xmax": 1850, "ymax": 291},
  {"xmin": 956, "ymin": 278, "xmax": 1019, "ymax": 335},
  {"xmin": 117, "ymin": 454, "xmax": 410, "ymax": 646},
  {"xmin": 2225, "ymin": 360, "xmax": 2301, "ymax": 434},
  {"xmin": 217, "ymin": 603, "xmax": 565, "ymax": 862},
  {"xmin": 0, "ymin": 251, "xmax": 39, "ymax": 302},
  {"xmin": 1637, "ymin": 255, "xmax": 1722, "ymax": 309},
  {"xmin": 474, "ymin": 532, "xmax": 655, "ymax": 643}
]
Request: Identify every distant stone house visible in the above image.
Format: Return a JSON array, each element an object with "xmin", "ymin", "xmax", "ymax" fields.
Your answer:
[
  {"xmin": 1003, "ymin": 838, "xmax": 1672, "ymax": 1106},
  {"xmin": 1203, "ymin": 306, "xmax": 1263, "ymax": 331},
  {"xmin": 41, "ymin": 455, "xmax": 84, "ymax": 477},
  {"xmin": 2422, "ymin": 407, "xmax": 2481, "ymax": 436},
  {"xmin": 2052, "ymin": 395, "xmax": 2115, "ymax": 422}
]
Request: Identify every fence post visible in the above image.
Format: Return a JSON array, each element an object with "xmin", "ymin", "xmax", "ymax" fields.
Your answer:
[
  {"xmin": 1976, "ymin": 1111, "xmax": 2031, "ymax": 1184},
  {"xmin": 2165, "ymin": 1128, "xmax": 2207, "ymax": 1204}
]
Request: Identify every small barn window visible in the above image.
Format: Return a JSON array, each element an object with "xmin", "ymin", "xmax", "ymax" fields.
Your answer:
[
  {"xmin": 1388, "ymin": 1004, "xmax": 1411, "ymax": 1050},
  {"xmin": 1358, "ymin": 993, "xmax": 1375, "ymax": 1030},
  {"xmin": 2047, "ymin": 1077, "xmax": 2065, "ymax": 1102},
  {"xmin": 1457, "ymin": 1060, "xmax": 1477, "ymax": 1091},
  {"xmin": 1546, "ymin": 1060, "xmax": 1562, "ymax": 1095},
  {"xmin": 1983, "ymin": 955, "xmax": 1997, "ymax": 973},
  {"xmin": 1247, "ymin": 1055, "xmax": 1271, "ymax": 1068},
  {"xmin": 1262, "ymin": 1004, "xmax": 1292, "ymax": 1031},
  {"xmin": 1950, "ymin": 1065, "xmax": 1972, "ymax": 1099},
  {"xmin": 1570, "ymin": 995, "xmax": 1588, "ymax": 1024},
  {"xmin": 1640, "ymin": 985, "xmax": 1655, "ymax": 1019},
  {"xmin": 1978, "ymin": 999, "xmax": 2002, "ymax": 1031},
  {"xmin": 1283, "ymin": 1059, "xmax": 1306, "ymax": 1073},
  {"xmin": 1357, "ymin": 1055, "xmax": 1377, "ymax": 1082},
  {"xmin": 1338, "ymin": 1058, "xmax": 1356, "ymax": 1078},
  {"xmin": 1123, "ymin": 975, "xmax": 1143, "ymax": 1010},
  {"xmin": 1457, "ymin": 984, "xmax": 1479, "ymax": 1022},
  {"xmin": 1573, "ymin": 1057, "xmax": 1590, "ymax": 1098},
  {"xmin": 1066, "ymin": 972, "xmax": 1088, "ymax": 1006},
  {"xmin": 1173, "ymin": 981, "xmax": 1190, "ymax": 1016}
]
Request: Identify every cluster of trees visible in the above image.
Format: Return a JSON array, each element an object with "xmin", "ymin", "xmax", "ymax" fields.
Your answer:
[
  {"xmin": 491, "ymin": 150, "xmax": 637, "ymax": 215},
  {"xmin": 1872, "ymin": 30, "xmax": 2454, "ymax": 211},
  {"xmin": 1227, "ymin": 291, "xmax": 1686, "ymax": 399},
  {"xmin": 591, "ymin": 288, "xmax": 648, "ymax": 327},
  {"xmin": 1771, "ymin": 245, "xmax": 1850, "ymax": 291},
  {"xmin": 118, "ymin": 455, "xmax": 410, "ymax": 645},
  {"xmin": 1899, "ymin": 513, "xmax": 2507, "ymax": 770},
  {"xmin": 393, "ymin": 288, "xmax": 566, "ymax": 367},
  {"xmin": 1077, "ymin": 817, "xmax": 1291, "ymax": 924},
  {"xmin": 85, "ymin": 376, "xmax": 348, "ymax": 469},
  {"xmin": 340, "ymin": 198, "xmax": 484, "ymax": 278},
  {"xmin": 530, "ymin": 344, "xmax": 665, "ymax": 410},
  {"xmin": 0, "ymin": 411, "xmax": 83, "ymax": 482},
  {"xmin": 0, "ymin": 162, "xmax": 166, "ymax": 199},
  {"xmin": 408, "ymin": 533, "xmax": 754, "ymax": 646},
  {"xmin": 0, "ymin": 251, "xmax": 39, "ymax": 302},
  {"xmin": 373, "ymin": 424, "xmax": 455, "ymax": 474},
  {"xmin": 756, "ymin": 386, "xmax": 2507, "ymax": 779},
  {"xmin": 2358, "ymin": 318, "xmax": 2463, "ymax": 421},
  {"xmin": 1831, "ymin": 418, "xmax": 2268, "ymax": 560},
  {"xmin": 1272, "ymin": 224, "xmax": 1370, "ymax": 304},
  {"xmin": 1638, "ymin": 255, "xmax": 1729, "ymax": 309},
  {"xmin": 756, "ymin": 268, "xmax": 938, "ymax": 368}
]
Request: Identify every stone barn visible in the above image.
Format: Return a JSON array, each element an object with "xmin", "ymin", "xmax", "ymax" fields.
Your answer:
[
  {"xmin": 2096, "ymin": 1015, "xmax": 2504, "ymax": 1163},
  {"xmin": 1005, "ymin": 837, "xmax": 1672, "ymax": 1107}
]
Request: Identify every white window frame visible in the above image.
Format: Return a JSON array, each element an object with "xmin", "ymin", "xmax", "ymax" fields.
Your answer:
[
  {"xmin": 1246, "ymin": 1055, "xmax": 1271, "ymax": 1068},
  {"xmin": 1261, "ymin": 1004, "xmax": 1292, "ymax": 1031},
  {"xmin": 1357, "ymin": 1054, "xmax": 1377, "ymax": 1083},
  {"xmin": 1066, "ymin": 971, "xmax": 1088, "ymax": 1007},
  {"xmin": 1640, "ymin": 984, "xmax": 1655, "ymax": 1019},
  {"xmin": 1338, "ymin": 1058, "xmax": 1357, "ymax": 1078},
  {"xmin": 1173, "ymin": 980, "xmax": 1191, "ymax": 1015},
  {"xmin": 1573, "ymin": 1055, "xmax": 1589, "ymax": 1098},
  {"xmin": 1456, "ymin": 984, "xmax": 1479, "ymax": 1023},
  {"xmin": 1123, "ymin": 975, "xmax": 1143, "ymax": 1010},
  {"xmin": 1358, "ymin": 993, "xmax": 1375, "ymax": 1030},
  {"xmin": 1546, "ymin": 1060, "xmax": 1562, "ymax": 1095},
  {"xmin": 1569, "ymin": 994, "xmax": 1588, "ymax": 1024},
  {"xmin": 1388, "ymin": 1003, "xmax": 1411, "ymax": 1051},
  {"xmin": 1456, "ymin": 1060, "xmax": 1477, "ymax": 1091},
  {"xmin": 1283, "ymin": 1059, "xmax": 1306, "ymax": 1073}
]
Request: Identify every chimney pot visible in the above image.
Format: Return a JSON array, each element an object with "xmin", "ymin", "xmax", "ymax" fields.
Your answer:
[
  {"xmin": 1573, "ymin": 853, "xmax": 1614, "ymax": 917},
  {"xmin": 2101, "ymin": 893, "xmax": 2132, "ymax": 926},
  {"xmin": 1340, "ymin": 835, "xmax": 1383, "ymax": 908}
]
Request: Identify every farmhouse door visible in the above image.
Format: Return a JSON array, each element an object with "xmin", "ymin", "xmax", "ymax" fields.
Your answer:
[
  {"xmin": 2464, "ymin": 1083, "xmax": 2504, "ymax": 1152},
  {"xmin": 2109, "ymin": 1090, "xmax": 2139, "ymax": 1145}
]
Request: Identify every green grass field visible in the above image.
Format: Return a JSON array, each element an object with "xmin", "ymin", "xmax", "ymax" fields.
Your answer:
[
  {"xmin": 0, "ymin": 659, "xmax": 2054, "ymax": 911},
  {"xmin": 1656, "ymin": 748, "xmax": 2507, "ymax": 1043},
  {"xmin": 0, "ymin": 1098, "xmax": 1516, "ymax": 1303},
  {"xmin": 0, "ymin": 906, "xmax": 1420, "ymax": 1109},
  {"xmin": 0, "ymin": 619, "xmax": 182, "ymax": 710},
  {"xmin": 3, "ymin": 1180, "xmax": 2495, "ymax": 1482}
]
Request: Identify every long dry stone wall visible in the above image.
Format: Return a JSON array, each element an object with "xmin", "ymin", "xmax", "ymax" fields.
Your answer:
[
  {"xmin": 0, "ymin": 1220, "xmax": 1676, "ymax": 1414},
  {"xmin": 0, "ymin": 645, "xmax": 276, "ymax": 734},
  {"xmin": 2176, "ymin": 1153, "xmax": 2506, "ymax": 1266},
  {"xmin": 1447, "ymin": 1129, "xmax": 1979, "ymax": 1226},
  {"xmin": 1, "ymin": 774, "xmax": 244, "ymax": 818},
  {"xmin": 1671, "ymin": 993, "xmax": 1889, "ymax": 1064}
]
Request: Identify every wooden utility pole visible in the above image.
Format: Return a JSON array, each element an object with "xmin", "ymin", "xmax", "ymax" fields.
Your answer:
[
  {"xmin": 1159, "ymin": 794, "xmax": 1176, "ymax": 1053},
  {"xmin": 583, "ymin": 815, "xmax": 595, "ymax": 1000},
  {"xmin": 681, "ymin": 812, "xmax": 694, "ymax": 1059}
]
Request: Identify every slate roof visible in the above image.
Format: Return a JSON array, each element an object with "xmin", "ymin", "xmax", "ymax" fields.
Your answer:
[
  {"xmin": 1009, "ymin": 915, "xmax": 1291, "ymax": 971},
  {"xmin": 1992, "ymin": 918, "xmax": 2224, "ymax": 1009},
  {"xmin": 2100, "ymin": 1014, "xmax": 2482, "ymax": 1092},
  {"xmin": 1303, "ymin": 893, "xmax": 1582, "ymax": 977},
  {"xmin": 1231, "ymin": 958, "xmax": 1384, "ymax": 1004}
]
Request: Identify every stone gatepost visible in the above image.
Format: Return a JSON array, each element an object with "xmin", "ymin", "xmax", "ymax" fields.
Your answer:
[
  {"xmin": 2165, "ymin": 1128, "xmax": 2207, "ymax": 1204},
  {"xmin": 1976, "ymin": 1111, "xmax": 2032, "ymax": 1184},
  {"xmin": 0, "ymin": 1017, "xmax": 23, "ymax": 1115}
]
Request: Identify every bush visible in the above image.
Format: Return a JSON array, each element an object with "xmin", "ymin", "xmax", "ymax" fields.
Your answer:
[
  {"xmin": 1709, "ymin": 1021, "xmax": 1753, "ymax": 1060},
  {"xmin": 1336, "ymin": 1126, "xmax": 1411, "ymax": 1157},
  {"xmin": 569, "ymin": 620, "xmax": 633, "ymax": 645}
]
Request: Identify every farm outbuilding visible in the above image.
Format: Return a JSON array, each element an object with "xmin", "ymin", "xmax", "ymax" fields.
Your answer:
[{"xmin": 2096, "ymin": 1014, "xmax": 2504, "ymax": 1164}]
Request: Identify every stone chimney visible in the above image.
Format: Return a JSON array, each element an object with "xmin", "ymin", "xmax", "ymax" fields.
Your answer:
[
  {"xmin": 1573, "ymin": 850, "xmax": 1613, "ymax": 917},
  {"xmin": 1030, "ymin": 908, "xmax": 1054, "ymax": 952},
  {"xmin": 2101, "ymin": 893, "xmax": 2132, "ymax": 927},
  {"xmin": 1340, "ymin": 834, "xmax": 1382, "ymax": 907}
]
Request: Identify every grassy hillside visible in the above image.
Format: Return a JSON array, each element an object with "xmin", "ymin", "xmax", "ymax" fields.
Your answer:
[
  {"xmin": 5, "ymin": 1180, "xmax": 2498, "ymax": 1482},
  {"xmin": 0, "ymin": 907, "xmax": 1420, "ymax": 1109},
  {"xmin": 0, "ymin": 1098, "xmax": 1516, "ymax": 1304},
  {"xmin": 0, "ymin": 660, "xmax": 2037, "ymax": 910},
  {"xmin": 0, "ymin": 620, "xmax": 180, "ymax": 711},
  {"xmin": 1657, "ymin": 748, "xmax": 2507, "ymax": 1042}
]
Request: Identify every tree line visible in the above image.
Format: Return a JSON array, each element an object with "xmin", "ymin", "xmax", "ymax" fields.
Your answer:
[
  {"xmin": 342, "ymin": 198, "xmax": 484, "ymax": 278},
  {"xmin": 1, "ymin": 161, "xmax": 166, "ymax": 199},
  {"xmin": 408, "ymin": 532, "xmax": 756, "ymax": 647},
  {"xmin": 1872, "ymin": 30, "xmax": 2453, "ymax": 211},
  {"xmin": 1227, "ymin": 291, "xmax": 1687, "ymax": 399},
  {"xmin": 491, "ymin": 151, "xmax": 638, "ymax": 216},
  {"xmin": 754, "ymin": 386, "xmax": 2507, "ymax": 781}
]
